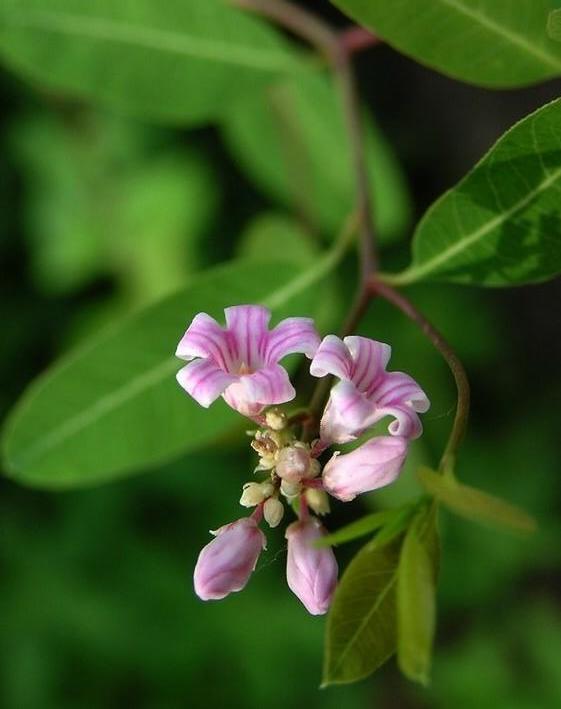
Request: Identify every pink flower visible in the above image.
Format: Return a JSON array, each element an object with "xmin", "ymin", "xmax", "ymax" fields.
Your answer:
[
  {"xmin": 322, "ymin": 436, "xmax": 408, "ymax": 502},
  {"xmin": 194, "ymin": 517, "xmax": 266, "ymax": 601},
  {"xmin": 176, "ymin": 305, "xmax": 320, "ymax": 417},
  {"xmin": 310, "ymin": 335, "xmax": 429, "ymax": 443},
  {"xmin": 285, "ymin": 517, "xmax": 338, "ymax": 615}
]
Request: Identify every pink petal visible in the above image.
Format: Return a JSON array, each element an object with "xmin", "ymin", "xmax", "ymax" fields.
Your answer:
[
  {"xmin": 322, "ymin": 436, "xmax": 408, "ymax": 502},
  {"xmin": 224, "ymin": 305, "xmax": 270, "ymax": 369},
  {"xmin": 309, "ymin": 335, "xmax": 353, "ymax": 380},
  {"xmin": 223, "ymin": 364, "xmax": 295, "ymax": 416},
  {"xmin": 319, "ymin": 381, "xmax": 373, "ymax": 444},
  {"xmin": 264, "ymin": 317, "xmax": 320, "ymax": 364},
  {"xmin": 177, "ymin": 359, "xmax": 237, "ymax": 408},
  {"xmin": 176, "ymin": 313, "xmax": 233, "ymax": 371},
  {"xmin": 370, "ymin": 371, "xmax": 430, "ymax": 438},
  {"xmin": 345, "ymin": 336, "xmax": 391, "ymax": 393},
  {"xmin": 285, "ymin": 517, "xmax": 338, "ymax": 615},
  {"xmin": 194, "ymin": 517, "xmax": 266, "ymax": 601}
]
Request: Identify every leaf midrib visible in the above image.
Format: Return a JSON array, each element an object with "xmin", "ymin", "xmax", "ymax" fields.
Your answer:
[
  {"xmin": 7, "ymin": 236, "xmax": 350, "ymax": 470},
  {"xmin": 404, "ymin": 162, "xmax": 561, "ymax": 282},
  {"xmin": 1, "ymin": 8, "xmax": 294, "ymax": 73},
  {"xmin": 438, "ymin": 0, "xmax": 561, "ymax": 72},
  {"xmin": 330, "ymin": 569, "xmax": 397, "ymax": 676}
]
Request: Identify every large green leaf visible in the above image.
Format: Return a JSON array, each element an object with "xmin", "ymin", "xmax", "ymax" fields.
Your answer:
[
  {"xmin": 417, "ymin": 467, "xmax": 536, "ymax": 534},
  {"xmin": 385, "ymin": 98, "xmax": 561, "ymax": 287},
  {"xmin": 331, "ymin": 0, "xmax": 561, "ymax": 88},
  {"xmin": 222, "ymin": 69, "xmax": 411, "ymax": 242},
  {"xmin": 1, "ymin": 253, "xmax": 343, "ymax": 489},
  {"xmin": 0, "ymin": 0, "xmax": 299, "ymax": 125},
  {"xmin": 397, "ymin": 505, "xmax": 439, "ymax": 685}
]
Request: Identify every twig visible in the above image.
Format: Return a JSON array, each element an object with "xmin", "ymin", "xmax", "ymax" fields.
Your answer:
[
  {"xmin": 370, "ymin": 279, "xmax": 470, "ymax": 475},
  {"xmin": 232, "ymin": 0, "xmax": 378, "ymax": 280}
]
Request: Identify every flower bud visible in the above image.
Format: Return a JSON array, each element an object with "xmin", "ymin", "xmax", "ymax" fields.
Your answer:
[
  {"xmin": 285, "ymin": 517, "xmax": 338, "ymax": 615},
  {"xmin": 194, "ymin": 517, "xmax": 266, "ymax": 600},
  {"xmin": 263, "ymin": 497, "xmax": 285, "ymax": 528},
  {"xmin": 276, "ymin": 445, "xmax": 312, "ymax": 482},
  {"xmin": 265, "ymin": 409, "xmax": 287, "ymax": 431},
  {"xmin": 280, "ymin": 478, "xmax": 302, "ymax": 500},
  {"xmin": 305, "ymin": 487, "xmax": 330, "ymax": 516},
  {"xmin": 239, "ymin": 482, "xmax": 266, "ymax": 507},
  {"xmin": 322, "ymin": 436, "xmax": 408, "ymax": 502}
]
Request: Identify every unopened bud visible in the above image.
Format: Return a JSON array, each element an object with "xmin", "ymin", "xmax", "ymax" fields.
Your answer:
[
  {"xmin": 276, "ymin": 445, "xmax": 312, "ymax": 482},
  {"xmin": 280, "ymin": 479, "xmax": 302, "ymax": 500},
  {"xmin": 240, "ymin": 482, "xmax": 267, "ymax": 507},
  {"xmin": 263, "ymin": 497, "xmax": 285, "ymax": 528},
  {"xmin": 305, "ymin": 487, "xmax": 330, "ymax": 515},
  {"xmin": 265, "ymin": 409, "xmax": 287, "ymax": 431}
]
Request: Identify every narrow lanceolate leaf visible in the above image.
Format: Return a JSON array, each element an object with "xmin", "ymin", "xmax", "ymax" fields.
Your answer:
[
  {"xmin": 222, "ymin": 69, "xmax": 411, "ymax": 242},
  {"xmin": 548, "ymin": 10, "xmax": 561, "ymax": 41},
  {"xmin": 1, "ymin": 253, "xmax": 342, "ymax": 489},
  {"xmin": 386, "ymin": 98, "xmax": 561, "ymax": 287},
  {"xmin": 417, "ymin": 467, "xmax": 537, "ymax": 534},
  {"xmin": 316, "ymin": 510, "xmax": 395, "ymax": 547},
  {"xmin": 323, "ymin": 507, "xmax": 439, "ymax": 685},
  {"xmin": 397, "ymin": 506, "xmax": 439, "ymax": 685},
  {"xmin": 330, "ymin": 0, "xmax": 561, "ymax": 88},
  {"xmin": 0, "ymin": 0, "xmax": 299, "ymax": 125},
  {"xmin": 323, "ymin": 537, "xmax": 401, "ymax": 686}
]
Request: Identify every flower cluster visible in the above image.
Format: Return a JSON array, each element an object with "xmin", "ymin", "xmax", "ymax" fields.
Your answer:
[{"xmin": 176, "ymin": 305, "xmax": 429, "ymax": 615}]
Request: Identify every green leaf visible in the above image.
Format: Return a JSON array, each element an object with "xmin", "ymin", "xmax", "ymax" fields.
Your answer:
[
  {"xmin": 236, "ymin": 212, "xmax": 316, "ymax": 262},
  {"xmin": 397, "ymin": 505, "xmax": 439, "ymax": 685},
  {"xmin": 0, "ymin": 0, "xmax": 299, "ymax": 125},
  {"xmin": 385, "ymin": 98, "xmax": 561, "ymax": 287},
  {"xmin": 222, "ymin": 69, "xmax": 411, "ymax": 242},
  {"xmin": 1, "ymin": 250, "xmax": 345, "ymax": 489},
  {"xmin": 330, "ymin": 0, "xmax": 561, "ymax": 88},
  {"xmin": 323, "ymin": 505, "xmax": 439, "ymax": 686},
  {"xmin": 323, "ymin": 536, "xmax": 402, "ymax": 686},
  {"xmin": 316, "ymin": 510, "xmax": 396, "ymax": 547},
  {"xmin": 548, "ymin": 10, "xmax": 561, "ymax": 41},
  {"xmin": 417, "ymin": 467, "xmax": 537, "ymax": 534}
]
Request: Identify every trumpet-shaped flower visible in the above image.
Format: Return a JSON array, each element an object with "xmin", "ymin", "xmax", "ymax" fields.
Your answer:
[
  {"xmin": 176, "ymin": 305, "xmax": 320, "ymax": 416},
  {"xmin": 322, "ymin": 436, "xmax": 408, "ymax": 502},
  {"xmin": 310, "ymin": 335, "xmax": 429, "ymax": 443},
  {"xmin": 285, "ymin": 517, "xmax": 338, "ymax": 615},
  {"xmin": 194, "ymin": 517, "xmax": 266, "ymax": 601}
]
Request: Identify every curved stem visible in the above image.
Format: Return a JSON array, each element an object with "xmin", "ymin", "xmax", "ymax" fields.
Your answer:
[
  {"xmin": 232, "ymin": 0, "xmax": 378, "ymax": 279},
  {"xmin": 370, "ymin": 279, "xmax": 470, "ymax": 475}
]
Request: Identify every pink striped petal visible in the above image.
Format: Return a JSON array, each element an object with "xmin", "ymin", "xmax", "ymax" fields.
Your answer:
[
  {"xmin": 368, "ymin": 371, "xmax": 429, "ymax": 438},
  {"xmin": 344, "ymin": 336, "xmax": 391, "ymax": 394},
  {"xmin": 177, "ymin": 359, "xmax": 237, "ymax": 408},
  {"xmin": 176, "ymin": 313, "xmax": 233, "ymax": 371},
  {"xmin": 265, "ymin": 317, "xmax": 320, "ymax": 364},
  {"xmin": 223, "ymin": 364, "xmax": 295, "ymax": 416},
  {"xmin": 224, "ymin": 305, "xmax": 270, "ymax": 369},
  {"xmin": 323, "ymin": 436, "xmax": 408, "ymax": 502},
  {"xmin": 310, "ymin": 335, "xmax": 353, "ymax": 380}
]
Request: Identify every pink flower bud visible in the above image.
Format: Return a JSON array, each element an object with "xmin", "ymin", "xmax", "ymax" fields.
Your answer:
[
  {"xmin": 285, "ymin": 517, "xmax": 338, "ymax": 615},
  {"xmin": 194, "ymin": 517, "xmax": 266, "ymax": 601},
  {"xmin": 276, "ymin": 445, "xmax": 311, "ymax": 482},
  {"xmin": 322, "ymin": 436, "xmax": 408, "ymax": 502}
]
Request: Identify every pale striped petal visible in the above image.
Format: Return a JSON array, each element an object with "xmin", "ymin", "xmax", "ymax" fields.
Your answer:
[
  {"xmin": 265, "ymin": 317, "xmax": 320, "ymax": 364},
  {"xmin": 310, "ymin": 335, "xmax": 353, "ymax": 380},
  {"xmin": 176, "ymin": 312, "xmax": 233, "ymax": 371},
  {"xmin": 344, "ymin": 336, "xmax": 391, "ymax": 393},
  {"xmin": 224, "ymin": 305, "xmax": 270, "ymax": 369},
  {"xmin": 319, "ymin": 381, "xmax": 374, "ymax": 444},
  {"xmin": 177, "ymin": 359, "xmax": 237, "ymax": 408}
]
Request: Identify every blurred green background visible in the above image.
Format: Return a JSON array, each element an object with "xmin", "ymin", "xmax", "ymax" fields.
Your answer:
[{"xmin": 1, "ymin": 5, "xmax": 561, "ymax": 708}]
